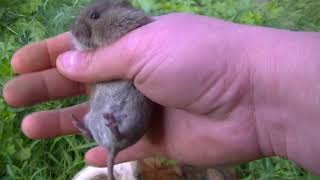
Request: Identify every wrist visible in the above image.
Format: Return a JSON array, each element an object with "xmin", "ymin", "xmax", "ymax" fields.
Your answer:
[{"xmin": 248, "ymin": 28, "xmax": 320, "ymax": 174}]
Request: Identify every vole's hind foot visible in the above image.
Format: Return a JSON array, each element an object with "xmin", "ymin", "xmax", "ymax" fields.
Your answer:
[
  {"xmin": 103, "ymin": 113, "xmax": 123, "ymax": 140},
  {"xmin": 71, "ymin": 114, "xmax": 93, "ymax": 140}
]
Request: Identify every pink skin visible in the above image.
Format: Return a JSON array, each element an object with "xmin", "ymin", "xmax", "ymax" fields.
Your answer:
[{"xmin": 3, "ymin": 13, "xmax": 320, "ymax": 174}]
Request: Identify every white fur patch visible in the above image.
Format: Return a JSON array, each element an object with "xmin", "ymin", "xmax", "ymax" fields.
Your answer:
[{"xmin": 72, "ymin": 161, "xmax": 138, "ymax": 180}]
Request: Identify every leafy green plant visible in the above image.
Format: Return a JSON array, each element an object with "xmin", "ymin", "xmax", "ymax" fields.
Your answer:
[{"xmin": 0, "ymin": 0, "xmax": 319, "ymax": 179}]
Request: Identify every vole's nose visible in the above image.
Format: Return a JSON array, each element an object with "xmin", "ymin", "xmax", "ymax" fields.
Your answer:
[
  {"xmin": 72, "ymin": 22, "xmax": 91, "ymax": 39},
  {"xmin": 73, "ymin": 30, "xmax": 79, "ymax": 37}
]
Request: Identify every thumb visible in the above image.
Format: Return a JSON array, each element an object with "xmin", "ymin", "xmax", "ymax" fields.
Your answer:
[{"xmin": 56, "ymin": 34, "xmax": 143, "ymax": 83}]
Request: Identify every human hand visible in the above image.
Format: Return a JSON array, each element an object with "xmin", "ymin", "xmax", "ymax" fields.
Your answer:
[{"xmin": 4, "ymin": 13, "xmax": 320, "ymax": 174}]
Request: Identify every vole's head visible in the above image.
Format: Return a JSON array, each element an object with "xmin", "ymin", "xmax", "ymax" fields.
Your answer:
[{"xmin": 71, "ymin": 0, "xmax": 152, "ymax": 50}]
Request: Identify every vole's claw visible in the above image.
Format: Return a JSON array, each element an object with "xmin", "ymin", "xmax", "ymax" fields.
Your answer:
[
  {"xmin": 71, "ymin": 114, "xmax": 94, "ymax": 140},
  {"xmin": 103, "ymin": 113, "xmax": 122, "ymax": 140}
]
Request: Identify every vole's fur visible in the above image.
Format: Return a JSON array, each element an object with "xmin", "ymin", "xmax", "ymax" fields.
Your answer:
[
  {"xmin": 70, "ymin": 1, "xmax": 154, "ymax": 180},
  {"xmin": 71, "ymin": 0, "xmax": 151, "ymax": 50}
]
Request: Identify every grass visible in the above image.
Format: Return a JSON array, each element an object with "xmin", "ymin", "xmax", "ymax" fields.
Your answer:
[{"xmin": 0, "ymin": 0, "xmax": 320, "ymax": 179}]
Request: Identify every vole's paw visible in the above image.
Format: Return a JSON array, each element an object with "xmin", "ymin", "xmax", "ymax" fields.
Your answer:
[{"xmin": 72, "ymin": 114, "xmax": 94, "ymax": 140}]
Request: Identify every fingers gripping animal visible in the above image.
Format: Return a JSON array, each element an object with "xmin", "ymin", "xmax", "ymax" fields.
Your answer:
[{"xmin": 70, "ymin": 1, "xmax": 154, "ymax": 179}]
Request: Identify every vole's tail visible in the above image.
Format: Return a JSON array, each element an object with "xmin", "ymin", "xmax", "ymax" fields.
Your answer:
[{"xmin": 108, "ymin": 148, "xmax": 116, "ymax": 180}]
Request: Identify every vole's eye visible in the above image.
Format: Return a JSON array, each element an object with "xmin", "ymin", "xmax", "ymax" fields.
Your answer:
[{"xmin": 89, "ymin": 11, "xmax": 100, "ymax": 20}]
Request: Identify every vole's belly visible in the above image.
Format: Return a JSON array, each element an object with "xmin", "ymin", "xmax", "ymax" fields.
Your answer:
[
  {"xmin": 84, "ymin": 80, "xmax": 152, "ymax": 150},
  {"xmin": 89, "ymin": 80, "xmax": 134, "ymax": 111}
]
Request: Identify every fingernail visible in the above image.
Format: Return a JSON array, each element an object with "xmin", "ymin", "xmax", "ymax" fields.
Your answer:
[{"xmin": 58, "ymin": 51, "xmax": 88, "ymax": 73}]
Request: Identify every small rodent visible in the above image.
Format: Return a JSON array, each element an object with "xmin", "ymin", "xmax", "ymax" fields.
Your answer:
[{"xmin": 70, "ymin": 0, "xmax": 154, "ymax": 180}]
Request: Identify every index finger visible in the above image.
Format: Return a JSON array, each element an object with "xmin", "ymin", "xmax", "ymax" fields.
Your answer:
[{"xmin": 11, "ymin": 32, "xmax": 74, "ymax": 74}]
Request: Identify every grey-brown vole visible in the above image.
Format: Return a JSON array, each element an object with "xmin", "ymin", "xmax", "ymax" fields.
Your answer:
[{"xmin": 70, "ymin": 1, "xmax": 154, "ymax": 179}]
